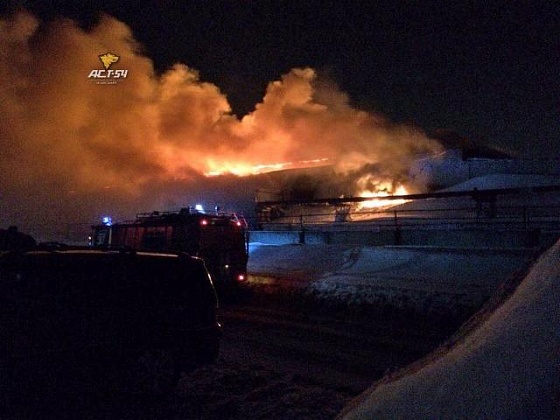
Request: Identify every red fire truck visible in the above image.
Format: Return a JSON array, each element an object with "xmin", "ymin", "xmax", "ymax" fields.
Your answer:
[{"xmin": 90, "ymin": 207, "xmax": 248, "ymax": 291}]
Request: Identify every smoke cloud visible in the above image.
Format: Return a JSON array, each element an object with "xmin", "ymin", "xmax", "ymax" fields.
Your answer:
[{"xmin": 0, "ymin": 11, "xmax": 441, "ymax": 241}]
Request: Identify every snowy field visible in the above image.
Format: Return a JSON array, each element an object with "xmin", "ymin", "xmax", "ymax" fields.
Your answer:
[
  {"xmin": 247, "ymin": 239, "xmax": 559, "ymax": 417},
  {"xmin": 247, "ymin": 243, "xmax": 536, "ymax": 318}
]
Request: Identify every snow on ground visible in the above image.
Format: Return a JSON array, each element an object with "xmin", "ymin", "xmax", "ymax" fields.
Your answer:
[
  {"xmin": 242, "ymin": 174, "xmax": 560, "ymax": 417},
  {"xmin": 247, "ymin": 243, "xmax": 534, "ymax": 317},
  {"xmin": 248, "ymin": 240, "xmax": 558, "ymax": 417},
  {"xmin": 339, "ymin": 239, "xmax": 560, "ymax": 419}
]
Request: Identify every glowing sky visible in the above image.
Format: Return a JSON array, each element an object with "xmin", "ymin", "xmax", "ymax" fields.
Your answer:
[{"xmin": 8, "ymin": 1, "xmax": 556, "ymax": 158}]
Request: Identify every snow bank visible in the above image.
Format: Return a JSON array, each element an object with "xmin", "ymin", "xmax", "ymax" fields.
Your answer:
[
  {"xmin": 307, "ymin": 246, "xmax": 528, "ymax": 312},
  {"xmin": 339, "ymin": 240, "xmax": 560, "ymax": 419},
  {"xmin": 248, "ymin": 244, "xmax": 532, "ymax": 316}
]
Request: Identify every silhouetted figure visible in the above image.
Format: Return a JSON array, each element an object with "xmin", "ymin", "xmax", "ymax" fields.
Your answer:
[{"xmin": 0, "ymin": 226, "xmax": 36, "ymax": 251}]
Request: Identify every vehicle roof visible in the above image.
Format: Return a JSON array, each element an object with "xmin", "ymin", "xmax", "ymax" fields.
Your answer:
[
  {"xmin": 0, "ymin": 247, "xmax": 205, "ymax": 263},
  {"xmin": 92, "ymin": 209, "xmax": 243, "ymax": 228}
]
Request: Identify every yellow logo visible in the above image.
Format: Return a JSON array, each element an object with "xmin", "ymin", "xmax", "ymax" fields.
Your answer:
[
  {"xmin": 99, "ymin": 53, "xmax": 119, "ymax": 70},
  {"xmin": 88, "ymin": 52, "xmax": 128, "ymax": 84}
]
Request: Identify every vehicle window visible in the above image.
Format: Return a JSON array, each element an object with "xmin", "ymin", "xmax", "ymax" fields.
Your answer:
[{"xmin": 142, "ymin": 226, "xmax": 169, "ymax": 250}]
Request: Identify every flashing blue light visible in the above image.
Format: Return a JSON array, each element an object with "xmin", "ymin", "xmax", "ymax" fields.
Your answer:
[
  {"xmin": 102, "ymin": 216, "xmax": 112, "ymax": 226},
  {"xmin": 195, "ymin": 204, "xmax": 205, "ymax": 213}
]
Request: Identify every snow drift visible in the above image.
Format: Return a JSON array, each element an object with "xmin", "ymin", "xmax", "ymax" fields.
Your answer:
[
  {"xmin": 339, "ymin": 239, "xmax": 560, "ymax": 419},
  {"xmin": 248, "ymin": 244, "xmax": 533, "ymax": 319}
]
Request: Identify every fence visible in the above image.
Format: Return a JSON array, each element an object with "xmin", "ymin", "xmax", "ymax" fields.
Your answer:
[
  {"xmin": 250, "ymin": 200, "xmax": 560, "ymax": 248},
  {"xmin": 256, "ymin": 204, "xmax": 560, "ymax": 232}
]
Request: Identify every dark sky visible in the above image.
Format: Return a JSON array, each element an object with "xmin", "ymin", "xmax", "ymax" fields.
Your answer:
[{"xmin": 3, "ymin": 0, "xmax": 559, "ymax": 157}]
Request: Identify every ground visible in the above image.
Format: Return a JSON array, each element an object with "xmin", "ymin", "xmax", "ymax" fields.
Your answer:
[
  {"xmin": 340, "ymin": 239, "xmax": 560, "ymax": 419},
  {"xmin": 3, "ymin": 240, "xmax": 556, "ymax": 418}
]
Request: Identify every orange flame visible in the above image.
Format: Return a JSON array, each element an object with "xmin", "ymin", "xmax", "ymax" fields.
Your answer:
[
  {"xmin": 204, "ymin": 158, "xmax": 330, "ymax": 177},
  {"xmin": 356, "ymin": 176, "xmax": 410, "ymax": 209}
]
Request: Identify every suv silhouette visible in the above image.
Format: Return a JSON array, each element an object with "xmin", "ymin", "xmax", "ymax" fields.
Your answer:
[{"xmin": 0, "ymin": 248, "xmax": 221, "ymax": 406}]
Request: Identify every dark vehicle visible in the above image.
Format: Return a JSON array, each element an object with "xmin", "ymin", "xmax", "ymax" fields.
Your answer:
[
  {"xmin": 0, "ymin": 248, "xmax": 221, "ymax": 406},
  {"xmin": 90, "ymin": 207, "xmax": 248, "ymax": 293}
]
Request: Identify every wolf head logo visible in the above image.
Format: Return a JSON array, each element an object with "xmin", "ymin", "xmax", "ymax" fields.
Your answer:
[{"xmin": 99, "ymin": 53, "xmax": 120, "ymax": 70}]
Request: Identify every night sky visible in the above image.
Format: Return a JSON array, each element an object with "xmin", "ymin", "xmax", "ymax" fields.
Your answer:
[{"xmin": 4, "ymin": 0, "xmax": 559, "ymax": 158}]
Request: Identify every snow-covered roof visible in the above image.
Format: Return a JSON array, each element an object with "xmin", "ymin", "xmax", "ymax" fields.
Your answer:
[{"xmin": 440, "ymin": 173, "xmax": 560, "ymax": 192}]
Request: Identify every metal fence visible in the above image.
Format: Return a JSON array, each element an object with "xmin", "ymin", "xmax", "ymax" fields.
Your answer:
[{"xmin": 256, "ymin": 203, "xmax": 560, "ymax": 233}]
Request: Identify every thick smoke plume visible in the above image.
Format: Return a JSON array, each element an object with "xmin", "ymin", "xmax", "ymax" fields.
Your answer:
[{"xmin": 0, "ymin": 11, "xmax": 441, "ymax": 241}]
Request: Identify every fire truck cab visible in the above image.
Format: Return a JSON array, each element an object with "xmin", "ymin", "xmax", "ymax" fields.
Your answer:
[{"xmin": 90, "ymin": 207, "xmax": 248, "ymax": 292}]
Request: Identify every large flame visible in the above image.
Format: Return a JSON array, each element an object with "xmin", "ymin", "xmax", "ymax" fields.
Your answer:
[
  {"xmin": 0, "ymin": 11, "xmax": 441, "ymax": 232},
  {"xmin": 204, "ymin": 158, "xmax": 330, "ymax": 176},
  {"xmin": 356, "ymin": 176, "xmax": 410, "ymax": 209}
]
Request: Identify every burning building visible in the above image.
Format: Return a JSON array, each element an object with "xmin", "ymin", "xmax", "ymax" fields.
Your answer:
[
  {"xmin": 0, "ymin": 11, "xmax": 443, "ymax": 241},
  {"xmin": 3, "ymin": 11, "xmax": 557, "ymax": 243}
]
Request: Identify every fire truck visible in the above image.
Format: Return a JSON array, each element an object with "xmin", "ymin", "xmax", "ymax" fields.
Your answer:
[{"xmin": 89, "ymin": 207, "xmax": 249, "ymax": 291}]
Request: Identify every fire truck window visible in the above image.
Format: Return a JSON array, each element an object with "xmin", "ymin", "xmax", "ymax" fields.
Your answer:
[
  {"xmin": 95, "ymin": 230, "xmax": 108, "ymax": 246},
  {"xmin": 166, "ymin": 225, "xmax": 173, "ymax": 245},
  {"xmin": 143, "ymin": 226, "xmax": 167, "ymax": 250},
  {"xmin": 124, "ymin": 227, "xmax": 134, "ymax": 247}
]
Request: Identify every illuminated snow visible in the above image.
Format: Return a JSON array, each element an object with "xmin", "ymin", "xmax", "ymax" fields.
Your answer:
[{"xmin": 339, "ymin": 240, "xmax": 560, "ymax": 419}]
